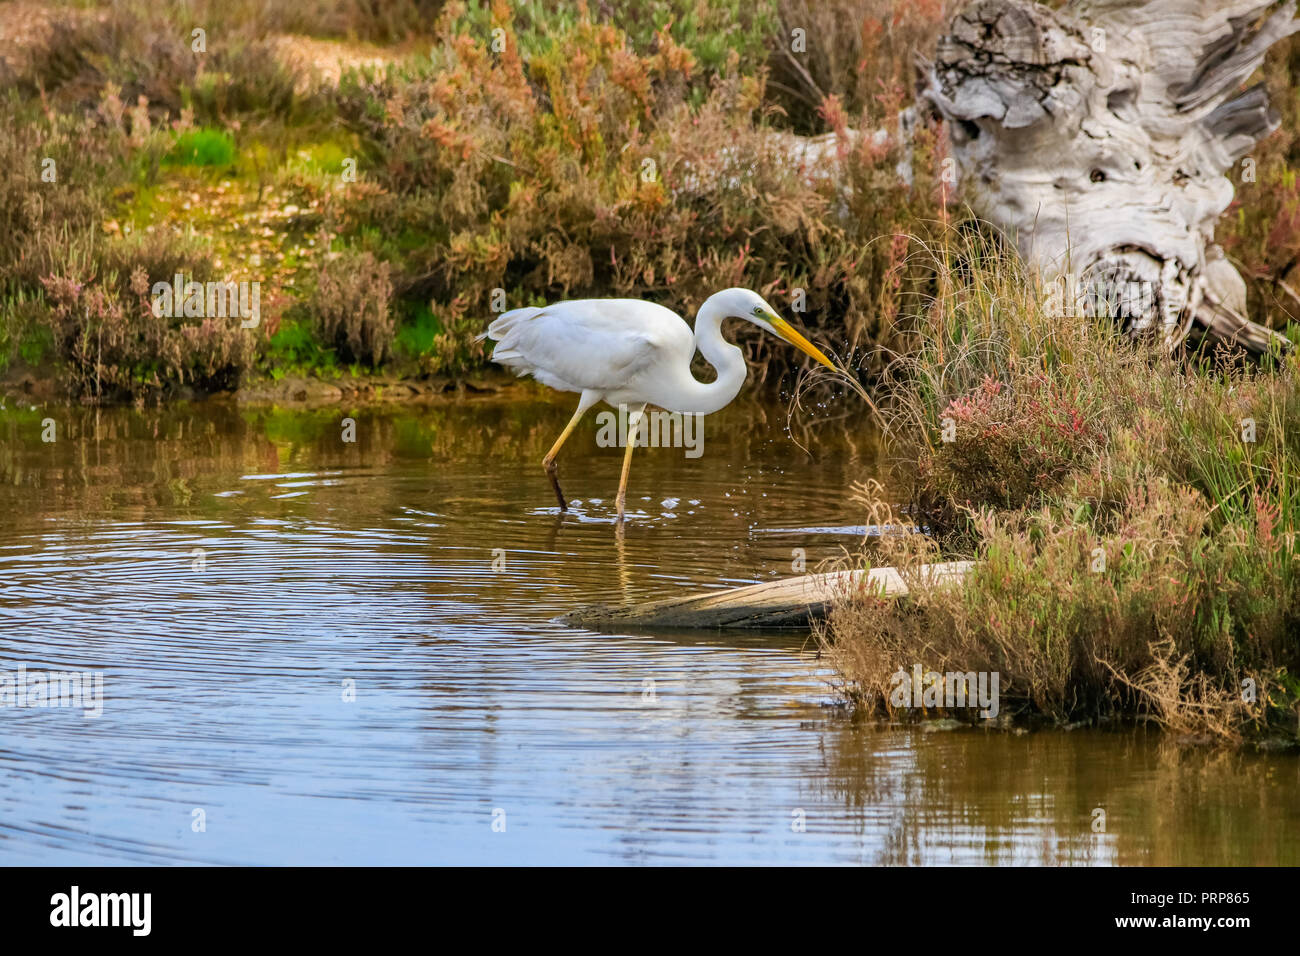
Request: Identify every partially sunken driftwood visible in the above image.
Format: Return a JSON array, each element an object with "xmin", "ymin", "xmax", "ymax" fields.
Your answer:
[
  {"xmin": 919, "ymin": 0, "xmax": 1299, "ymax": 353},
  {"xmin": 560, "ymin": 561, "xmax": 973, "ymax": 631}
]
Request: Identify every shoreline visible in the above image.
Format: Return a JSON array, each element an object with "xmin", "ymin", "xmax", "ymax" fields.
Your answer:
[{"xmin": 0, "ymin": 363, "xmax": 529, "ymax": 409}]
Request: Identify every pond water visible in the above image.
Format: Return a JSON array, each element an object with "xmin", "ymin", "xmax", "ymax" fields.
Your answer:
[{"xmin": 0, "ymin": 395, "xmax": 1296, "ymax": 865}]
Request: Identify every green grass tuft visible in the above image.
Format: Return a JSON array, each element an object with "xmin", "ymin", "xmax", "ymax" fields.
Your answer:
[{"xmin": 165, "ymin": 128, "xmax": 237, "ymax": 168}]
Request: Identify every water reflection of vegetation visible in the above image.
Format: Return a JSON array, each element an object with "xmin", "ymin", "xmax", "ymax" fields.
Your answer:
[
  {"xmin": 816, "ymin": 723, "xmax": 1300, "ymax": 865},
  {"xmin": 0, "ymin": 396, "xmax": 884, "ymax": 525}
]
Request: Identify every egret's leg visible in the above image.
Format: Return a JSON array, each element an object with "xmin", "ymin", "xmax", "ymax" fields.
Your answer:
[
  {"xmin": 615, "ymin": 404, "xmax": 646, "ymax": 523},
  {"xmin": 543, "ymin": 393, "xmax": 596, "ymax": 511}
]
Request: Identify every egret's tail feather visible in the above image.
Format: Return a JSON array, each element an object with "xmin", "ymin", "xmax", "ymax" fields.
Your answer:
[
  {"xmin": 483, "ymin": 307, "xmax": 548, "ymax": 369},
  {"xmin": 485, "ymin": 307, "xmax": 546, "ymax": 343},
  {"xmin": 482, "ymin": 306, "xmax": 589, "ymax": 392}
]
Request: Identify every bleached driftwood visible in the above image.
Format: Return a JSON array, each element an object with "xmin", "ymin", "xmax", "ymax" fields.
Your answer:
[
  {"xmin": 918, "ymin": 0, "xmax": 1298, "ymax": 352},
  {"xmin": 560, "ymin": 560, "xmax": 973, "ymax": 630}
]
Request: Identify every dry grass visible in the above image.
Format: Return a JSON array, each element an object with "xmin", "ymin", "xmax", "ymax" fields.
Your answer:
[
  {"xmin": 819, "ymin": 226, "xmax": 1300, "ymax": 744},
  {"xmin": 310, "ymin": 247, "xmax": 395, "ymax": 367}
]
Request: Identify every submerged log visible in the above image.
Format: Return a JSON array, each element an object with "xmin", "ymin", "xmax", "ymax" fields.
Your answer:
[
  {"xmin": 918, "ymin": 0, "xmax": 1299, "ymax": 353},
  {"xmin": 560, "ymin": 561, "xmax": 973, "ymax": 631}
]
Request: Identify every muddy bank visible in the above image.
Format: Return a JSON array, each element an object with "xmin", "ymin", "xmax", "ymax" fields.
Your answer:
[
  {"xmin": 231, "ymin": 369, "xmax": 525, "ymax": 407},
  {"xmin": 0, "ymin": 362, "xmax": 528, "ymax": 408}
]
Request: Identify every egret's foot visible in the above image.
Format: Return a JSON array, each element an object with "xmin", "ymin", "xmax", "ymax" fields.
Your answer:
[{"xmin": 543, "ymin": 457, "xmax": 567, "ymax": 512}]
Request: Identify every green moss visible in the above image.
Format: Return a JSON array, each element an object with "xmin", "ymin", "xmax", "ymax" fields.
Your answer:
[
  {"xmin": 263, "ymin": 316, "xmax": 339, "ymax": 376},
  {"xmin": 164, "ymin": 128, "xmax": 237, "ymax": 168},
  {"xmin": 287, "ymin": 139, "xmax": 354, "ymax": 175},
  {"xmin": 393, "ymin": 300, "xmax": 441, "ymax": 358},
  {"xmin": 17, "ymin": 324, "xmax": 53, "ymax": 366}
]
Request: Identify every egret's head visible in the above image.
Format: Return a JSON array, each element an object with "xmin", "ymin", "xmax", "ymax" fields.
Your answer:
[{"xmin": 716, "ymin": 288, "xmax": 837, "ymax": 370}]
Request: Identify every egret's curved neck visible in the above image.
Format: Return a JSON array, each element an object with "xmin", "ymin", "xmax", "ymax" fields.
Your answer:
[{"xmin": 674, "ymin": 296, "xmax": 748, "ymax": 415}]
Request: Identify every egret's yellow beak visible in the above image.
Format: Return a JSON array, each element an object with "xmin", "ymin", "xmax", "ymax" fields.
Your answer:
[{"xmin": 769, "ymin": 316, "xmax": 837, "ymax": 370}]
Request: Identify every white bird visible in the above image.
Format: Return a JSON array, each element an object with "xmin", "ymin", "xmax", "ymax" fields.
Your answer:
[{"xmin": 483, "ymin": 288, "xmax": 836, "ymax": 522}]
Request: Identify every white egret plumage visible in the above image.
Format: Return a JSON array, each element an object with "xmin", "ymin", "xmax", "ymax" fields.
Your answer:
[{"xmin": 483, "ymin": 288, "xmax": 836, "ymax": 522}]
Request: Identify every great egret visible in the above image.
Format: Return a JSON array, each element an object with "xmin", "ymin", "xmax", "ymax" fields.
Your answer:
[{"xmin": 483, "ymin": 288, "xmax": 836, "ymax": 522}]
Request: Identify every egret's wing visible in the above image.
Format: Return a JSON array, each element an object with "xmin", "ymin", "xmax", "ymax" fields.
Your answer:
[{"xmin": 486, "ymin": 300, "xmax": 690, "ymax": 393}]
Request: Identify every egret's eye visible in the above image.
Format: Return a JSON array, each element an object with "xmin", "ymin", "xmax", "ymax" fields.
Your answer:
[{"xmin": 752, "ymin": 306, "xmax": 764, "ymax": 317}]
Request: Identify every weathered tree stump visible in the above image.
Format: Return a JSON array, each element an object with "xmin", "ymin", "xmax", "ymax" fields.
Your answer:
[{"xmin": 919, "ymin": 0, "xmax": 1299, "ymax": 353}]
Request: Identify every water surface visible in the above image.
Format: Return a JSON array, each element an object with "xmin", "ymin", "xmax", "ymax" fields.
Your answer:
[{"xmin": 0, "ymin": 396, "xmax": 1295, "ymax": 864}]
